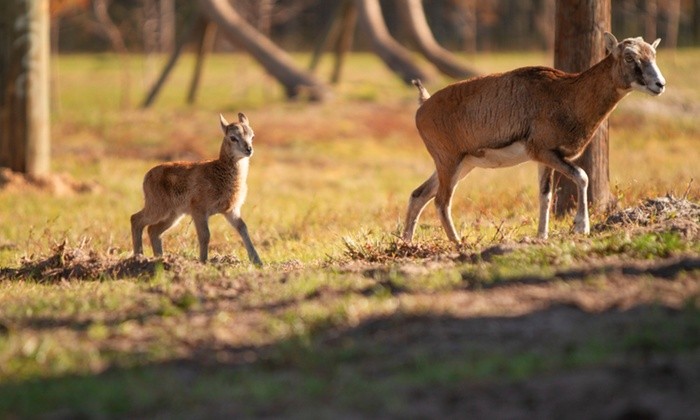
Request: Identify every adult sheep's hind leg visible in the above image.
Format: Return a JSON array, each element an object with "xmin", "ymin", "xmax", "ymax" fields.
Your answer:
[
  {"xmin": 402, "ymin": 171, "xmax": 438, "ymax": 242},
  {"xmin": 537, "ymin": 164, "xmax": 554, "ymax": 239},
  {"xmin": 434, "ymin": 160, "xmax": 462, "ymax": 244}
]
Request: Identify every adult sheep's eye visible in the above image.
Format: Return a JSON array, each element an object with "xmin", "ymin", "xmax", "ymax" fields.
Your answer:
[{"xmin": 624, "ymin": 55, "xmax": 634, "ymax": 63}]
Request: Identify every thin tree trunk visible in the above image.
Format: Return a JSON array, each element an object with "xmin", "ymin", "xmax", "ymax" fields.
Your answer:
[
  {"xmin": 308, "ymin": 0, "xmax": 346, "ymax": 73},
  {"xmin": 188, "ymin": 19, "xmax": 217, "ymax": 104},
  {"xmin": 94, "ymin": 0, "xmax": 130, "ymax": 108},
  {"xmin": 0, "ymin": 0, "xmax": 50, "ymax": 177},
  {"xmin": 645, "ymin": 0, "xmax": 657, "ymax": 41},
  {"xmin": 142, "ymin": 16, "xmax": 201, "ymax": 108},
  {"xmin": 198, "ymin": 0, "xmax": 327, "ymax": 100},
  {"xmin": 332, "ymin": 0, "xmax": 358, "ymax": 84},
  {"xmin": 665, "ymin": 0, "xmax": 681, "ymax": 49},
  {"xmin": 160, "ymin": 0, "xmax": 176, "ymax": 53},
  {"xmin": 553, "ymin": 0, "xmax": 613, "ymax": 215},
  {"xmin": 355, "ymin": 0, "xmax": 430, "ymax": 84},
  {"xmin": 398, "ymin": 0, "xmax": 478, "ymax": 79}
]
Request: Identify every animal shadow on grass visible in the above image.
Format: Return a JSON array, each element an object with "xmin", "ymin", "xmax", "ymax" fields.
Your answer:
[{"xmin": 0, "ymin": 303, "xmax": 698, "ymax": 419}]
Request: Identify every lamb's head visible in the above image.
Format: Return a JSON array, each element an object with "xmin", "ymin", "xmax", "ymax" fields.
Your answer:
[
  {"xmin": 219, "ymin": 113, "xmax": 254, "ymax": 160},
  {"xmin": 605, "ymin": 32, "xmax": 666, "ymax": 96}
]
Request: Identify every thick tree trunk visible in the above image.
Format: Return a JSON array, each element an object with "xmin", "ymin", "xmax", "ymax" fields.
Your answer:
[
  {"xmin": 198, "ymin": 0, "xmax": 327, "ymax": 100},
  {"xmin": 355, "ymin": 0, "xmax": 430, "ymax": 84},
  {"xmin": 553, "ymin": 0, "xmax": 612, "ymax": 215},
  {"xmin": 398, "ymin": 0, "xmax": 478, "ymax": 79},
  {"xmin": 0, "ymin": 0, "xmax": 50, "ymax": 177}
]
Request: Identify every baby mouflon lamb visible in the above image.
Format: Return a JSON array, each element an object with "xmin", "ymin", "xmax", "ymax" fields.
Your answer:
[{"xmin": 131, "ymin": 113, "xmax": 262, "ymax": 266}]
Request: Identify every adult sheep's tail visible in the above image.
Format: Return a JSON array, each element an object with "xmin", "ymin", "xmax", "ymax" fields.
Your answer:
[{"xmin": 412, "ymin": 79, "xmax": 430, "ymax": 105}]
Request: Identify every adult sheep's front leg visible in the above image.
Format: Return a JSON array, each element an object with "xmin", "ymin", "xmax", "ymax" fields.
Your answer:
[{"xmin": 535, "ymin": 150, "xmax": 590, "ymax": 235}]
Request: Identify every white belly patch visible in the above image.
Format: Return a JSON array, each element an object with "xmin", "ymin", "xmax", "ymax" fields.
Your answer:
[{"xmin": 466, "ymin": 141, "xmax": 529, "ymax": 169}]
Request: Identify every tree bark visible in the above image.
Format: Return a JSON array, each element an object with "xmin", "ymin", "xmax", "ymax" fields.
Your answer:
[
  {"xmin": 307, "ymin": 0, "xmax": 357, "ymax": 84},
  {"xmin": 198, "ymin": 0, "xmax": 327, "ymax": 101},
  {"xmin": 332, "ymin": 0, "xmax": 358, "ymax": 84},
  {"xmin": 553, "ymin": 0, "xmax": 612, "ymax": 215},
  {"xmin": 188, "ymin": 18, "xmax": 217, "ymax": 104},
  {"xmin": 160, "ymin": 0, "xmax": 176, "ymax": 53},
  {"xmin": 398, "ymin": 0, "xmax": 478, "ymax": 79},
  {"xmin": 0, "ymin": 0, "xmax": 51, "ymax": 177},
  {"xmin": 645, "ymin": 0, "xmax": 657, "ymax": 41},
  {"xmin": 142, "ymin": 15, "xmax": 200, "ymax": 108},
  {"xmin": 664, "ymin": 0, "xmax": 681, "ymax": 49},
  {"xmin": 355, "ymin": 0, "xmax": 430, "ymax": 84}
]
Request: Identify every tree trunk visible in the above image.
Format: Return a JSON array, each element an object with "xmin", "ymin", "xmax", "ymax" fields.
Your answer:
[
  {"xmin": 94, "ymin": 0, "xmax": 130, "ymax": 107},
  {"xmin": 553, "ymin": 0, "xmax": 612, "ymax": 215},
  {"xmin": 645, "ymin": 0, "xmax": 657, "ymax": 41},
  {"xmin": 307, "ymin": 0, "xmax": 357, "ymax": 84},
  {"xmin": 159, "ymin": 0, "xmax": 176, "ymax": 53},
  {"xmin": 142, "ymin": 16, "xmax": 200, "ymax": 108},
  {"xmin": 664, "ymin": 0, "xmax": 681, "ymax": 49},
  {"xmin": 188, "ymin": 18, "xmax": 217, "ymax": 104},
  {"xmin": 0, "ymin": 0, "xmax": 51, "ymax": 177},
  {"xmin": 332, "ymin": 0, "xmax": 358, "ymax": 84},
  {"xmin": 355, "ymin": 0, "xmax": 430, "ymax": 84},
  {"xmin": 198, "ymin": 0, "xmax": 327, "ymax": 101},
  {"xmin": 398, "ymin": 0, "xmax": 478, "ymax": 79}
]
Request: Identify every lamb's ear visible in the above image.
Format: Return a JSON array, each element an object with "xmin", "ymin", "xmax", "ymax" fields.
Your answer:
[
  {"xmin": 604, "ymin": 32, "xmax": 619, "ymax": 56},
  {"xmin": 651, "ymin": 38, "xmax": 661, "ymax": 50},
  {"xmin": 238, "ymin": 112, "xmax": 249, "ymax": 126},
  {"xmin": 219, "ymin": 114, "xmax": 229, "ymax": 134}
]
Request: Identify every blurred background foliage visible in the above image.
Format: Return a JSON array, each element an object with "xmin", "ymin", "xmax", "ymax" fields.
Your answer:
[{"xmin": 50, "ymin": 0, "xmax": 700, "ymax": 54}]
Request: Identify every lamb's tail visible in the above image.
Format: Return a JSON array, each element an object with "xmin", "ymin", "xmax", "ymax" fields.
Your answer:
[{"xmin": 412, "ymin": 79, "xmax": 430, "ymax": 106}]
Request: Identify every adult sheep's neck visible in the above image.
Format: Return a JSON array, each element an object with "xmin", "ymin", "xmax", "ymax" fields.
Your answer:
[{"xmin": 568, "ymin": 54, "xmax": 629, "ymax": 128}]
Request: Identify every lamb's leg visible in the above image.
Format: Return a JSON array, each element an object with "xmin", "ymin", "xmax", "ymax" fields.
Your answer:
[
  {"xmin": 147, "ymin": 214, "xmax": 182, "ymax": 257},
  {"xmin": 403, "ymin": 172, "xmax": 438, "ymax": 242},
  {"xmin": 536, "ymin": 150, "xmax": 590, "ymax": 235},
  {"xmin": 192, "ymin": 213, "xmax": 211, "ymax": 263},
  {"xmin": 537, "ymin": 164, "xmax": 554, "ymax": 239},
  {"xmin": 225, "ymin": 212, "xmax": 263, "ymax": 266},
  {"xmin": 131, "ymin": 210, "xmax": 146, "ymax": 256}
]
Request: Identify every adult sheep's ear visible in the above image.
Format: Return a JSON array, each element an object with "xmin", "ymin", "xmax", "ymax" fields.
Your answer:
[
  {"xmin": 219, "ymin": 113, "xmax": 229, "ymax": 134},
  {"xmin": 651, "ymin": 38, "xmax": 661, "ymax": 50},
  {"xmin": 604, "ymin": 32, "xmax": 619, "ymax": 56}
]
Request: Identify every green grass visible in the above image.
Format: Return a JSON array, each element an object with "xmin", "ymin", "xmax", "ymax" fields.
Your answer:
[{"xmin": 0, "ymin": 50, "xmax": 699, "ymax": 417}]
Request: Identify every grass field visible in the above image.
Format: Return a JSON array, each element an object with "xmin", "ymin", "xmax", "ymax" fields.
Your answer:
[{"xmin": 0, "ymin": 49, "xmax": 699, "ymax": 418}]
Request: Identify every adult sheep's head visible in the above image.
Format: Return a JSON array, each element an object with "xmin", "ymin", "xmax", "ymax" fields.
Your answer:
[{"xmin": 605, "ymin": 32, "xmax": 666, "ymax": 96}]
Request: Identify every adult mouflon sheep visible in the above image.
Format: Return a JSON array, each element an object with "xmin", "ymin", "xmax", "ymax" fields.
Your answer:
[{"xmin": 403, "ymin": 32, "xmax": 666, "ymax": 243}]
